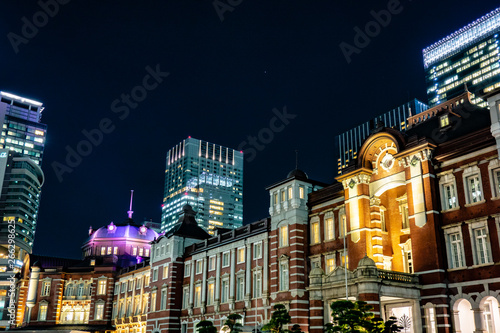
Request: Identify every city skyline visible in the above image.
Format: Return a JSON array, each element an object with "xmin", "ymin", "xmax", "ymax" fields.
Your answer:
[{"xmin": 2, "ymin": 1, "xmax": 500, "ymax": 259}]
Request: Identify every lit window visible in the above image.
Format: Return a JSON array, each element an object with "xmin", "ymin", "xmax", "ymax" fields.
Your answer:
[
  {"xmin": 325, "ymin": 254, "xmax": 335, "ymax": 274},
  {"xmin": 440, "ymin": 114, "xmax": 450, "ymax": 127},
  {"xmin": 107, "ymin": 247, "xmax": 112, "ymax": 255},
  {"xmin": 253, "ymin": 242, "xmax": 262, "ymax": 259},
  {"xmin": 95, "ymin": 302, "xmax": 105, "ymax": 320},
  {"xmin": 273, "ymin": 192, "xmax": 278, "ymax": 205},
  {"xmin": 39, "ymin": 303, "xmax": 48, "ymax": 321},
  {"xmin": 97, "ymin": 279, "xmax": 107, "ymax": 295},
  {"xmin": 100, "ymin": 247, "xmax": 106, "ymax": 256},
  {"xmin": 237, "ymin": 248, "xmax": 245, "ymax": 264},
  {"xmin": 145, "ymin": 249, "xmax": 150, "ymax": 257},
  {"xmin": 279, "ymin": 225, "xmax": 288, "ymax": 247},
  {"xmin": 113, "ymin": 247, "xmax": 118, "ymax": 255},
  {"xmin": 402, "ymin": 239, "xmax": 413, "ymax": 274},
  {"xmin": 195, "ymin": 260, "xmax": 203, "ymax": 274},
  {"xmin": 288, "ymin": 187, "xmax": 293, "ymax": 199},
  {"xmin": 163, "ymin": 265, "xmax": 169, "ymax": 279},
  {"xmin": 132, "ymin": 247, "xmax": 137, "ymax": 256},
  {"xmin": 425, "ymin": 306, "xmax": 437, "ymax": 333},
  {"xmin": 324, "ymin": 212, "xmax": 335, "ymax": 241},
  {"xmin": 139, "ymin": 248, "xmax": 144, "ymax": 256},
  {"xmin": 207, "ymin": 282, "xmax": 215, "ymax": 305},
  {"xmin": 299, "ymin": 186, "xmax": 304, "ymax": 199},
  {"xmin": 151, "ymin": 291, "xmax": 157, "ymax": 312},
  {"xmin": 397, "ymin": 195, "xmax": 409, "ymax": 230},
  {"xmin": 311, "ymin": 219, "xmax": 320, "ymax": 244},
  {"xmin": 281, "ymin": 189, "xmax": 285, "ymax": 202}
]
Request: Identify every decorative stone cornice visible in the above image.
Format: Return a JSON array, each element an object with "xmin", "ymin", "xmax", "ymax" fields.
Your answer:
[
  {"xmin": 370, "ymin": 197, "xmax": 381, "ymax": 206},
  {"xmin": 398, "ymin": 148, "xmax": 433, "ymax": 168},
  {"xmin": 341, "ymin": 173, "xmax": 371, "ymax": 190}
]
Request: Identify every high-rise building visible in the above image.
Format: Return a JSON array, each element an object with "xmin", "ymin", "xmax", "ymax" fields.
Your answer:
[
  {"xmin": 0, "ymin": 92, "xmax": 46, "ymax": 165},
  {"xmin": 337, "ymin": 99, "xmax": 428, "ymax": 174},
  {"xmin": 161, "ymin": 137, "xmax": 243, "ymax": 235},
  {"xmin": 423, "ymin": 7, "xmax": 500, "ymax": 107}
]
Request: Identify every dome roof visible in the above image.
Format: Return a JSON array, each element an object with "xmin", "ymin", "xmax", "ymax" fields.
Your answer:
[
  {"xmin": 88, "ymin": 222, "xmax": 158, "ymax": 242},
  {"xmin": 287, "ymin": 169, "xmax": 308, "ymax": 180},
  {"xmin": 357, "ymin": 255, "xmax": 376, "ymax": 268}
]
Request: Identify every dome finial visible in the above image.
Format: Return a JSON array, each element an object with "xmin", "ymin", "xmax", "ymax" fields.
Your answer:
[
  {"xmin": 127, "ymin": 190, "xmax": 134, "ymax": 219},
  {"xmin": 295, "ymin": 150, "xmax": 299, "ymax": 170}
]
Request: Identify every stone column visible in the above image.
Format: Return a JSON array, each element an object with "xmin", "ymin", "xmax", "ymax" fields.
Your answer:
[
  {"xmin": 245, "ymin": 243, "xmax": 251, "ymax": 308},
  {"xmin": 451, "ymin": 310, "xmax": 462, "ymax": 333},
  {"xmin": 473, "ymin": 308, "xmax": 487, "ymax": 333},
  {"xmin": 229, "ymin": 249, "xmax": 236, "ymax": 310},
  {"xmin": 215, "ymin": 253, "xmax": 221, "ymax": 312},
  {"xmin": 26, "ymin": 266, "xmax": 40, "ymax": 323}
]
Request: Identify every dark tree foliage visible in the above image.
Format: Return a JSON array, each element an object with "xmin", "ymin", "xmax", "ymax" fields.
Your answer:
[
  {"xmin": 324, "ymin": 300, "xmax": 402, "ymax": 333},
  {"xmin": 196, "ymin": 320, "xmax": 217, "ymax": 333},
  {"xmin": 224, "ymin": 313, "xmax": 243, "ymax": 333},
  {"xmin": 262, "ymin": 304, "xmax": 292, "ymax": 333}
]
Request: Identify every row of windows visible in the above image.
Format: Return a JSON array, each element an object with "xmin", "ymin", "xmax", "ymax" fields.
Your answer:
[
  {"xmin": 40, "ymin": 279, "xmax": 107, "ymax": 298},
  {"xmin": 114, "ymin": 293, "xmax": 149, "ymax": 318},
  {"xmin": 115, "ymin": 275, "xmax": 150, "ymax": 294},
  {"xmin": 183, "ymin": 242, "xmax": 264, "ymax": 277},
  {"xmin": 271, "ymin": 186, "xmax": 305, "ymax": 205}
]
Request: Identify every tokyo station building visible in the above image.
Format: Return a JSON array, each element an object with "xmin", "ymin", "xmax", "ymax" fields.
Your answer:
[{"xmin": 12, "ymin": 88, "xmax": 500, "ymax": 333}]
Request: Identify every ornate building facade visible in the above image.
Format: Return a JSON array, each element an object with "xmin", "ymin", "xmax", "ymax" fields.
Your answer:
[{"xmin": 13, "ymin": 89, "xmax": 500, "ymax": 333}]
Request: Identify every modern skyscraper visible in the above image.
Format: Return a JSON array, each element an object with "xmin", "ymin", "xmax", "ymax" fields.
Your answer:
[
  {"xmin": 423, "ymin": 7, "xmax": 500, "ymax": 107},
  {"xmin": 0, "ymin": 92, "xmax": 46, "ymax": 164},
  {"xmin": 161, "ymin": 137, "xmax": 243, "ymax": 235},
  {"xmin": 337, "ymin": 99, "xmax": 428, "ymax": 174}
]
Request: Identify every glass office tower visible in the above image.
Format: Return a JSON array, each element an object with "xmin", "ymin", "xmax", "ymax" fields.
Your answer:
[
  {"xmin": 161, "ymin": 137, "xmax": 243, "ymax": 235},
  {"xmin": 337, "ymin": 99, "xmax": 428, "ymax": 174},
  {"xmin": 423, "ymin": 7, "xmax": 500, "ymax": 107}
]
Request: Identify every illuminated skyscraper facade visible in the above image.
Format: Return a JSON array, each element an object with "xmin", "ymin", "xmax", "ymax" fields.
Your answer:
[
  {"xmin": 161, "ymin": 137, "xmax": 243, "ymax": 234},
  {"xmin": 336, "ymin": 99, "xmax": 428, "ymax": 174},
  {"xmin": 424, "ymin": 7, "xmax": 500, "ymax": 107}
]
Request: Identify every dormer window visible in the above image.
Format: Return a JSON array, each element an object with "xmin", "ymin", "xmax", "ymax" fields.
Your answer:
[{"xmin": 440, "ymin": 114, "xmax": 450, "ymax": 128}]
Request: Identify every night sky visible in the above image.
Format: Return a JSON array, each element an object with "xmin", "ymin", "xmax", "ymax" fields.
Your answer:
[{"xmin": 1, "ymin": 1, "xmax": 499, "ymax": 259}]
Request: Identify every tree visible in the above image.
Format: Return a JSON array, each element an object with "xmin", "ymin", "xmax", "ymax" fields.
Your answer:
[
  {"xmin": 223, "ymin": 313, "xmax": 243, "ymax": 333},
  {"xmin": 324, "ymin": 300, "xmax": 402, "ymax": 333},
  {"xmin": 196, "ymin": 320, "xmax": 217, "ymax": 333},
  {"xmin": 262, "ymin": 304, "xmax": 292, "ymax": 333},
  {"xmin": 289, "ymin": 324, "xmax": 303, "ymax": 332}
]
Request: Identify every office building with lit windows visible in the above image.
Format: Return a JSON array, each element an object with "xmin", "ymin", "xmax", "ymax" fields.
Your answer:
[
  {"xmin": 0, "ymin": 92, "xmax": 47, "ymax": 165},
  {"xmin": 424, "ymin": 7, "xmax": 500, "ymax": 107},
  {"xmin": 337, "ymin": 99, "xmax": 428, "ymax": 174},
  {"xmin": 161, "ymin": 137, "xmax": 243, "ymax": 235}
]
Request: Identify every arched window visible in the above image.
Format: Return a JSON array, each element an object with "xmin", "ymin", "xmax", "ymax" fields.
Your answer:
[{"xmin": 65, "ymin": 283, "xmax": 74, "ymax": 297}]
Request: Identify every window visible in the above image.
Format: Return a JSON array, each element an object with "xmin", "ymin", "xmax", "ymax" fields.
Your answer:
[
  {"xmin": 440, "ymin": 114, "xmax": 449, "ymax": 127},
  {"xmin": 139, "ymin": 248, "xmax": 144, "ymax": 256},
  {"xmin": 196, "ymin": 260, "xmax": 203, "ymax": 274},
  {"xmin": 182, "ymin": 286, "xmax": 189, "ymax": 309},
  {"xmin": 253, "ymin": 242, "xmax": 262, "ymax": 259},
  {"xmin": 207, "ymin": 282, "xmax": 215, "ymax": 305},
  {"xmin": 114, "ymin": 283, "xmax": 120, "ymax": 295},
  {"xmin": 288, "ymin": 187, "xmax": 293, "ymax": 200},
  {"xmin": 325, "ymin": 254, "xmax": 335, "ymax": 274},
  {"xmin": 208, "ymin": 255, "xmax": 216, "ymax": 271},
  {"xmin": 153, "ymin": 267, "xmax": 159, "ymax": 282},
  {"xmin": 107, "ymin": 246, "xmax": 112, "ymax": 255},
  {"xmin": 101, "ymin": 247, "xmax": 106, "ymax": 255},
  {"xmin": 112, "ymin": 302, "xmax": 117, "ymax": 319},
  {"xmin": 401, "ymin": 204, "xmax": 409, "ymax": 229},
  {"xmin": 184, "ymin": 262, "xmax": 191, "ymax": 277},
  {"xmin": 237, "ymin": 248, "xmax": 245, "ymax": 264},
  {"xmin": 193, "ymin": 285, "xmax": 201, "ymax": 307},
  {"xmin": 145, "ymin": 275, "xmax": 150, "ymax": 286},
  {"xmin": 41, "ymin": 281, "xmax": 51, "ymax": 296},
  {"xmin": 253, "ymin": 270, "xmax": 262, "ymax": 298},
  {"xmin": 380, "ymin": 207, "xmax": 387, "ymax": 232},
  {"xmin": 161, "ymin": 287, "xmax": 168, "ymax": 310},
  {"xmin": 136, "ymin": 277, "xmax": 143, "ymax": 290},
  {"xmin": 279, "ymin": 225, "xmax": 288, "ymax": 247},
  {"xmin": 128, "ymin": 279, "xmax": 134, "ymax": 291},
  {"xmin": 299, "ymin": 186, "xmax": 304, "ymax": 199},
  {"xmin": 236, "ymin": 276, "xmax": 245, "ymax": 301},
  {"xmin": 132, "ymin": 247, "xmax": 137, "ymax": 256},
  {"xmin": 281, "ymin": 189, "xmax": 285, "ymax": 202},
  {"xmin": 221, "ymin": 279, "xmax": 229, "ymax": 303},
  {"xmin": 402, "ymin": 240, "xmax": 413, "ymax": 274},
  {"xmin": 425, "ymin": 306, "xmax": 437, "ymax": 333},
  {"xmin": 325, "ymin": 212, "xmax": 335, "ymax": 240},
  {"xmin": 145, "ymin": 249, "xmax": 150, "ymax": 257},
  {"xmin": 222, "ymin": 252, "xmax": 230, "ymax": 267},
  {"xmin": 95, "ymin": 302, "xmax": 104, "ymax": 320},
  {"xmin": 463, "ymin": 165, "xmax": 483, "ymax": 205},
  {"xmin": 273, "ymin": 192, "xmax": 278, "ymax": 205},
  {"xmin": 38, "ymin": 303, "xmax": 48, "ymax": 321},
  {"xmin": 163, "ymin": 265, "xmax": 169, "ymax": 279},
  {"xmin": 444, "ymin": 227, "xmax": 466, "ymax": 269},
  {"xmin": 311, "ymin": 217, "xmax": 320, "ymax": 244},
  {"xmin": 279, "ymin": 259, "xmax": 289, "ymax": 291},
  {"xmin": 488, "ymin": 160, "xmax": 500, "ymax": 198},
  {"xmin": 341, "ymin": 250, "xmax": 348, "ymax": 269},
  {"xmin": 121, "ymin": 282, "xmax": 127, "ymax": 293},
  {"xmin": 113, "ymin": 247, "xmax": 118, "ymax": 255},
  {"xmin": 97, "ymin": 279, "xmax": 107, "ymax": 295},
  {"xmin": 469, "ymin": 221, "xmax": 492, "ymax": 265},
  {"xmin": 151, "ymin": 291, "xmax": 157, "ymax": 312},
  {"xmin": 77, "ymin": 283, "xmax": 84, "ymax": 297}
]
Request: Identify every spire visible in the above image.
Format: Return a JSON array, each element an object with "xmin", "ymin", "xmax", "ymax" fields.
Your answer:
[
  {"xmin": 295, "ymin": 150, "xmax": 299, "ymax": 169},
  {"xmin": 127, "ymin": 190, "xmax": 134, "ymax": 219}
]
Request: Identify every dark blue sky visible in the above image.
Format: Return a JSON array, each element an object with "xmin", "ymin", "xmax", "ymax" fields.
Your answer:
[{"xmin": 1, "ymin": 1, "xmax": 499, "ymax": 258}]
